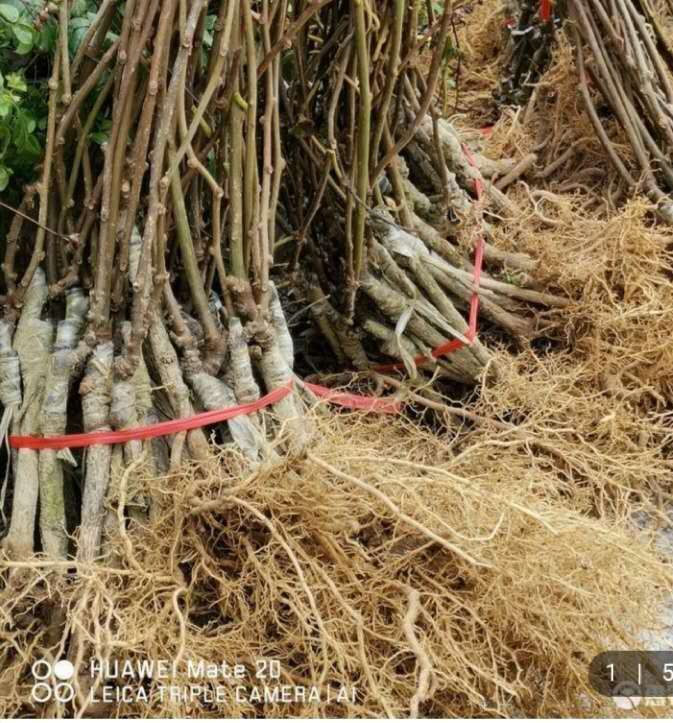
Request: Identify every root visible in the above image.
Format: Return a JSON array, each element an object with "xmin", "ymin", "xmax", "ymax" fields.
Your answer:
[
  {"xmin": 0, "ymin": 320, "xmax": 21, "ymax": 529},
  {"xmin": 77, "ymin": 342, "xmax": 113, "ymax": 563},
  {"xmin": 3, "ymin": 269, "xmax": 53, "ymax": 559},
  {"xmin": 361, "ymin": 273, "xmax": 485, "ymax": 383},
  {"xmin": 147, "ymin": 315, "xmax": 210, "ymax": 465},
  {"xmin": 188, "ymin": 370, "xmax": 265, "ymax": 463},
  {"xmin": 403, "ymin": 588, "xmax": 434, "ymax": 718},
  {"xmin": 39, "ymin": 288, "xmax": 89, "ymax": 559},
  {"xmin": 110, "ymin": 379, "xmax": 146, "ymax": 528},
  {"xmin": 256, "ymin": 327, "xmax": 311, "ymax": 456},
  {"xmin": 307, "ymin": 452, "xmax": 492, "ymax": 568},
  {"xmin": 0, "ymin": 410, "xmax": 668, "ymax": 718},
  {"xmin": 269, "ymin": 282, "xmax": 294, "ymax": 369},
  {"xmin": 226, "ymin": 317, "xmax": 261, "ymax": 404}
]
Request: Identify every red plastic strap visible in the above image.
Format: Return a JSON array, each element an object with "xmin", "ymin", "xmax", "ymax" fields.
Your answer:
[
  {"xmin": 304, "ymin": 382, "xmax": 402, "ymax": 415},
  {"xmin": 9, "ymin": 145, "xmax": 486, "ymax": 446},
  {"xmin": 540, "ymin": 0, "xmax": 552, "ymax": 22},
  {"xmin": 9, "ymin": 382, "xmax": 294, "ymax": 450}
]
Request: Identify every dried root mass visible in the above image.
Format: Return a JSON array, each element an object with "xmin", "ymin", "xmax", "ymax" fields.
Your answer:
[{"xmin": 0, "ymin": 411, "xmax": 669, "ymax": 718}]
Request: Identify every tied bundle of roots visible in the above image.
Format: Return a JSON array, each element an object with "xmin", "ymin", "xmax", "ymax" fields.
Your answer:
[
  {"xmin": 0, "ymin": 1, "xmax": 569, "ymax": 566},
  {"xmin": 0, "ymin": 0, "xmax": 319, "ymax": 568},
  {"xmin": 273, "ymin": 0, "xmax": 566, "ymax": 385},
  {"xmin": 0, "ymin": 410, "xmax": 670, "ymax": 718},
  {"xmin": 495, "ymin": 0, "xmax": 673, "ymax": 221},
  {"xmin": 563, "ymin": 0, "xmax": 673, "ymax": 222}
]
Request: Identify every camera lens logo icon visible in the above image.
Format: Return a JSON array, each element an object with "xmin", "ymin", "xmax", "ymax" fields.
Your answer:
[
  {"xmin": 612, "ymin": 680, "xmax": 641, "ymax": 710},
  {"xmin": 31, "ymin": 660, "xmax": 75, "ymax": 704}
]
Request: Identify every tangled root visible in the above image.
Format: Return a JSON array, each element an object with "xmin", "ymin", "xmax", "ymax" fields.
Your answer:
[{"xmin": 0, "ymin": 410, "xmax": 669, "ymax": 718}]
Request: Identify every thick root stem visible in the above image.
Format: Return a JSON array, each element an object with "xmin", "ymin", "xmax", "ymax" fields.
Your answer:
[
  {"xmin": 4, "ymin": 269, "xmax": 53, "ymax": 559},
  {"xmin": 77, "ymin": 342, "xmax": 113, "ymax": 563},
  {"xmin": 253, "ymin": 323, "xmax": 311, "ymax": 456},
  {"xmin": 147, "ymin": 315, "xmax": 210, "ymax": 465},
  {"xmin": 39, "ymin": 288, "xmax": 88, "ymax": 559},
  {"xmin": 188, "ymin": 370, "xmax": 267, "ymax": 463}
]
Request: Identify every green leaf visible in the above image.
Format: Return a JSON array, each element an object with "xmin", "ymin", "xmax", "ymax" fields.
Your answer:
[
  {"xmin": 90, "ymin": 116, "xmax": 112, "ymax": 145},
  {"xmin": 0, "ymin": 5, "xmax": 20, "ymax": 23},
  {"xmin": 38, "ymin": 23, "xmax": 57, "ymax": 52},
  {"xmin": 69, "ymin": 15, "xmax": 92, "ymax": 52},
  {"xmin": 69, "ymin": 17, "xmax": 91, "ymax": 29},
  {"xmin": 6, "ymin": 72, "xmax": 26, "ymax": 93},
  {"xmin": 0, "ymin": 94, "xmax": 12, "ymax": 118},
  {"xmin": 71, "ymin": 0, "xmax": 89, "ymax": 14},
  {"xmin": 13, "ymin": 111, "xmax": 28, "ymax": 150},
  {"xmin": 0, "ymin": 166, "xmax": 10, "ymax": 192},
  {"xmin": 12, "ymin": 23, "xmax": 34, "ymax": 46},
  {"xmin": 23, "ymin": 134, "xmax": 40, "ymax": 156},
  {"xmin": 0, "ymin": 126, "xmax": 10, "ymax": 157},
  {"xmin": 90, "ymin": 130, "xmax": 109, "ymax": 145},
  {"xmin": 14, "ymin": 40, "xmax": 33, "ymax": 55}
]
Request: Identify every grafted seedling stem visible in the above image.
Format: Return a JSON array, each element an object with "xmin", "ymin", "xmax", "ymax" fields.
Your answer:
[{"xmin": 0, "ymin": 0, "xmax": 556, "ymax": 568}]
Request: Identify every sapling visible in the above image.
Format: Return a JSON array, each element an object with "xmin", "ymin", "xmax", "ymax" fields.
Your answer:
[{"xmin": 0, "ymin": 0, "xmax": 562, "ymax": 564}]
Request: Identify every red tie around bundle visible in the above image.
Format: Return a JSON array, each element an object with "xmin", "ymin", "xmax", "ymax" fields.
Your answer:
[
  {"xmin": 10, "ymin": 383, "xmax": 295, "ymax": 450},
  {"xmin": 10, "ymin": 146, "xmax": 486, "ymax": 448}
]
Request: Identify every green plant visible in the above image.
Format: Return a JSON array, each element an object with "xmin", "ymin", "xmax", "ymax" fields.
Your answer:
[
  {"xmin": 0, "ymin": 2, "xmax": 38, "ymax": 55},
  {"xmin": 0, "ymin": 69, "xmax": 42, "ymax": 190},
  {"xmin": 0, "ymin": 0, "xmax": 104, "ymax": 195},
  {"xmin": 0, "ymin": 2, "xmax": 46, "ymax": 192}
]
